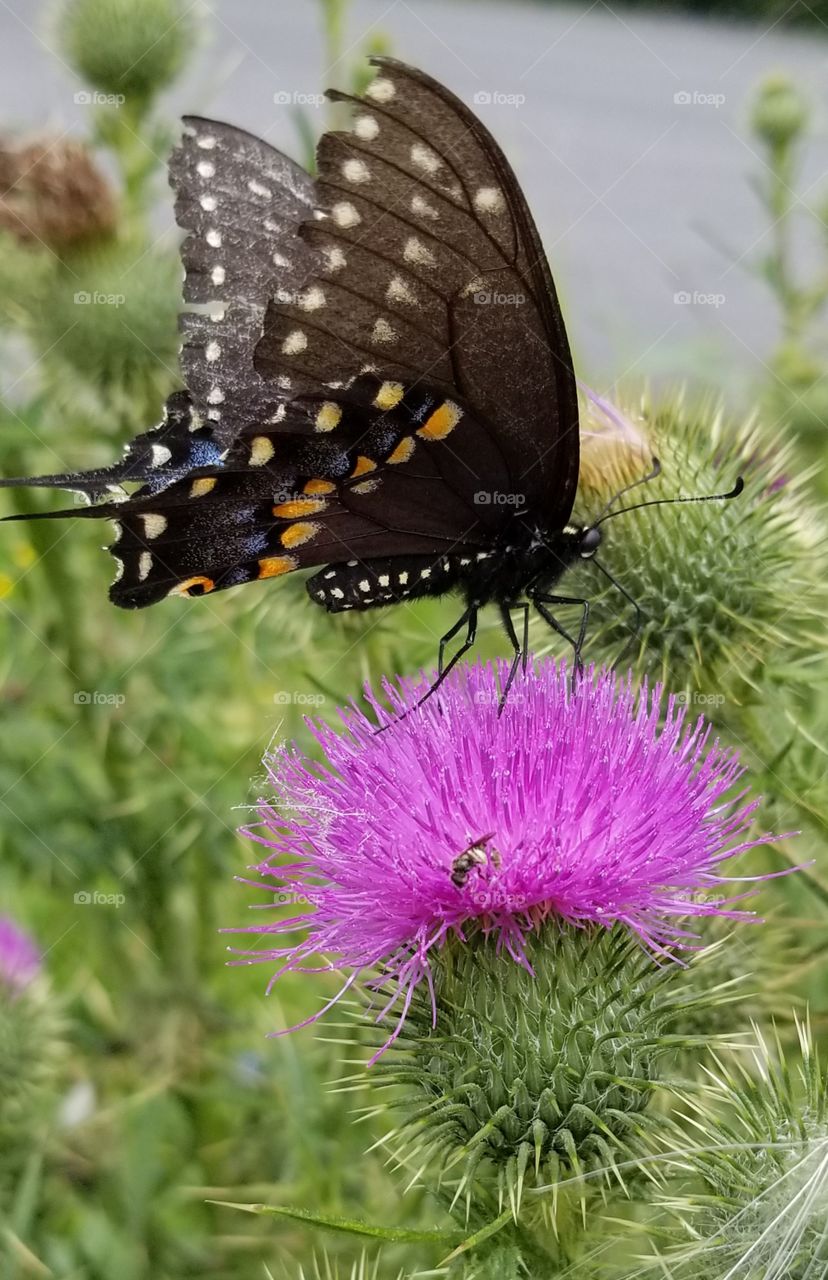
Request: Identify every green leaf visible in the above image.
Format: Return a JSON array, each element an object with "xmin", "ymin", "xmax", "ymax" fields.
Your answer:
[{"xmin": 208, "ymin": 1200, "xmax": 461, "ymax": 1246}]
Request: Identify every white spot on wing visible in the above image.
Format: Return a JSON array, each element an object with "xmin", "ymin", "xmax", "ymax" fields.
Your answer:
[
  {"xmin": 281, "ymin": 330, "xmax": 307, "ymax": 355},
  {"xmin": 207, "ymin": 387, "xmax": 225, "ymax": 404},
  {"xmin": 411, "ymin": 194, "xmax": 439, "ymax": 219},
  {"xmin": 403, "ymin": 237, "xmax": 436, "ymax": 267},
  {"xmin": 199, "ymin": 195, "xmax": 217, "ymax": 212},
  {"xmin": 342, "ymin": 158, "xmax": 370, "ymax": 184},
  {"xmin": 150, "ymin": 444, "xmax": 172, "ymax": 468},
  {"xmin": 250, "ymin": 436, "xmax": 275, "ymax": 466},
  {"xmin": 299, "ymin": 286, "xmax": 325, "ymax": 312},
  {"xmin": 138, "ymin": 551, "xmax": 153, "ymax": 581},
  {"xmin": 211, "ymin": 265, "xmax": 225, "ymax": 286},
  {"xmin": 366, "ymin": 76, "xmax": 395, "ymax": 103},
  {"xmin": 323, "ymin": 244, "xmax": 347, "ymax": 272},
  {"xmin": 248, "ymin": 179, "xmax": 271, "ymax": 198},
  {"xmin": 197, "ymin": 135, "xmax": 216, "ymax": 150},
  {"xmin": 371, "ymin": 317, "xmax": 396, "ymax": 343},
  {"xmin": 141, "ymin": 513, "xmax": 168, "ymax": 539},
  {"xmin": 410, "ymin": 143, "xmax": 440, "ymax": 174},
  {"xmin": 332, "ymin": 202, "xmax": 361, "ymax": 229},
  {"xmin": 354, "ymin": 114, "xmax": 379, "ymax": 141},
  {"xmin": 386, "ymin": 275, "xmax": 416, "ymax": 305},
  {"xmin": 206, "ymin": 340, "xmax": 221, "ymax": 362},
  {"xmin": 474, "ymin": 186, "xmax": 506, "ymax": 215},
  {"xmin": 196, "ymin": 160, "xmax": 215, "ymax": 178},
  {"xmin": 206, "ymin": 229, "xmax": 222, "ymax": 248}
]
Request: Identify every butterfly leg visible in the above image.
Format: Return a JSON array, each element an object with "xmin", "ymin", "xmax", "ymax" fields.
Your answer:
[
  {"xmin": 497, "ymin": 602, "xmax": 529, "ymax": 714},
  {"xmin": 529, "ymin": 591, "xmax": 590, "ymax": 680},
  {"xmin": 593, "ymin": 559, "xmax": 644, "ymax": 669}
]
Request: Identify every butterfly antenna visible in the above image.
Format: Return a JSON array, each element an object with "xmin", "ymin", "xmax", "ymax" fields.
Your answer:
[
  {"xmin": 595, "ymin": 475, "xmax": 744, "ymax": 527},
  {"xmin": 593, "ymin": 455, "xmax": 662, "ymax": 524}
]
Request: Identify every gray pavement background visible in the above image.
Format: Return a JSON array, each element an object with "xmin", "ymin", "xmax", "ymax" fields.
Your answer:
[{"xmin": 2, "ymin": 0, "xmax": 828, "ymax": 398}]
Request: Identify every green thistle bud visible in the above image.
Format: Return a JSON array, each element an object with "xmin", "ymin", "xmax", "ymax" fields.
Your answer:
[
  {"xmin": 57, "ymin": 0, "xmax": 193, "ymax": 106},
  {"xmin": 662, "ymin": 1021, "xmax": 828, "ymax": 1280},
  {"xmin": 751, "ymin": 74, "xmax": 809, "ymax": 152},
  {"xmin": 558, "ymin": 390, "xmax": 825, "ymax": 695},
  {"xmin": 368, "ymin": 926, "xmax": 708, "ymax": 1243}
]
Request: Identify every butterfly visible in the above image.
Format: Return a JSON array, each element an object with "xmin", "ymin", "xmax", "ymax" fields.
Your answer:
[{"xmin": 2, "ymin": 57, "xmax": 670, "ymax": 700}]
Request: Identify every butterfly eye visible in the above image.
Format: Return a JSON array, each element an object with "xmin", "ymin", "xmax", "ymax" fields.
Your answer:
[
  {"xmin": 172, "ymin": 575, "xmax": 216, "ymax": 597},
  {"xmin": 579, "ymin": 527, "xmax": 602, "ymax": 558}
]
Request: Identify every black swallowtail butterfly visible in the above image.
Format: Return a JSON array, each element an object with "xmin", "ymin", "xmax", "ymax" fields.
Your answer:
[{"xmin": 3, "ymin": 58, "xmax": 738, "ymax": 696}]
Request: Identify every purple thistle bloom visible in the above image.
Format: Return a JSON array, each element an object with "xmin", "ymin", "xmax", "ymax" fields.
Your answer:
[
  {"xmin": 0, "ymin": 916, "xmax": 42, "ymax": 993},
  {"xmin": 231, "ymin": 660, "xmax": 785, "ymax": 1054}
]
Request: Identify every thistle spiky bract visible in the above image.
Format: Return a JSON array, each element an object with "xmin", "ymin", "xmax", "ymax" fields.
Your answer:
[
  {"xmin": 657, "ymin": 1020, "xmax": 828, "ymax": 1280},
  {"xmin": 366, "ymin": 925, "xmax": 712, "ymax": 1229},
  {"xmin": 560, "ymin": 390, "xmax": 825, "ymax": 695}
]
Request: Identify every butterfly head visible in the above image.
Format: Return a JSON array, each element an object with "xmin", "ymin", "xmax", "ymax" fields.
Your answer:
[
  {"xmin": 578, "ymin": 526, "xmax": 602, "ymax": 559},
  {"xmin": 560, "ymin": 524, "xmax": 602, "ymax": 561}
]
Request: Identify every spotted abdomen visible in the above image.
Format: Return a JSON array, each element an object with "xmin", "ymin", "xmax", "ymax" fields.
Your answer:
[{"xmin": 308, "ymin": 554, "xmax": 461, "ymax": 612}]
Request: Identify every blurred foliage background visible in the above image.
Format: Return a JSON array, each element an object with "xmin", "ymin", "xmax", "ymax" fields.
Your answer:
[{"xmin": 0, "ymin": 0, "xmax": 826, "ymax": 1277}]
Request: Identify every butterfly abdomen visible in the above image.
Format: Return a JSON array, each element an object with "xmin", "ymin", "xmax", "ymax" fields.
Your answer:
[{"xmin": 307, "ymin": 550, "xmax": 498, "ymax": 613}]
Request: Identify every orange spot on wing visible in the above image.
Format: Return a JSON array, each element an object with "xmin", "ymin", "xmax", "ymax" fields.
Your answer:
[
  {"xmin": 258, "ymin": 555, "xmax": 298, "ymax": 578},
  {"xmin": 281, "ymin": 522, "xmax": 319, "ymax": 548},
  {"xmin": 171, "ymin": 575, "xmax": 215, "ymax": 597},
  {"xmin": 418, "ymin": 400, "xmax": 462, "ymax": 440},
  {"xmin": 350, "ymin": 455, "xmax": 376, "ymax": 478},
  {"xmin": 303, "ymin": 478, "xmax": 336, "ymax": 496},
  {"xmin": 272, "ymin": 498, "xmax": 327, "ymax": 518},
  {"xmin": 387, "ymin": 437, "xmax": 415, "ymax": 464}
]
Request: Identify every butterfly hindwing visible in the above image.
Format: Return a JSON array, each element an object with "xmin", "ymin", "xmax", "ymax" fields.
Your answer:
[
  {"xmin": 102, "ymin": 377, "xmax": 504, "ymax": 607},
  {"xmin": 171, "ymin": 116, "xmax": 319, "ymax": 445}
]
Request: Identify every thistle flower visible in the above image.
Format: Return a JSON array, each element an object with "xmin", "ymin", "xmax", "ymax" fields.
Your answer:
[
  {"xmin": 0, "ymin": 918, "xmax": 64, "ymax": 1206},
  {"xmin": 562, "ymin": 388, "xmax": 825, "ymax": 692},
  {"xmin": 0, "ymin": 915, "xmax": 41, "ymax": 993},
  {"xmin": 232, "ymin": 659, "xmax": 785, "ymax": 1054},
  {"xmin": 660, "ymin": 1021, "xmax": 828, "ymax": 1280}
]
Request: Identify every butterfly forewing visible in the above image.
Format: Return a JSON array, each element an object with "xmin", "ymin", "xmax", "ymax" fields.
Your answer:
[{"xmin": 255, "ymin": 57, "xmax": 580, "ymax": 524}]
